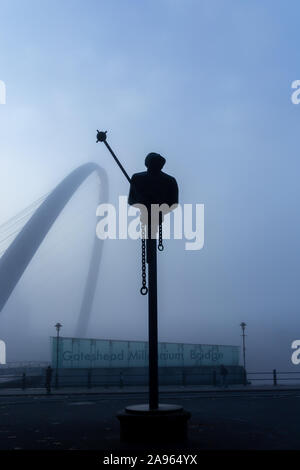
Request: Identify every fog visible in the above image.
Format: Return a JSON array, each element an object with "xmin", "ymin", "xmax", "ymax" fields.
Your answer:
[{"xmin": 0, "ymin": 0, "xmax": 300, "ymax": 375}]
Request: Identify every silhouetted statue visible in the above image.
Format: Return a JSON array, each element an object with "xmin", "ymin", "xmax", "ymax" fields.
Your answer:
[
  {"xmin": 97, "ymin": 131, "xmax": 186, "ymax": 414},
  {"xmin": 128, "ymin": 152, "xmax": 179, "ymax": 408},
  {"xmin": 128, "ymin": 153, "xmax": 178, "ymax": 225}
]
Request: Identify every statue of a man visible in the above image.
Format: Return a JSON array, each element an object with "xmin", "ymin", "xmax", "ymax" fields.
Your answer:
[{"xmin": 128, "ymin": 152, "xmax": 178, "ymax": 231}]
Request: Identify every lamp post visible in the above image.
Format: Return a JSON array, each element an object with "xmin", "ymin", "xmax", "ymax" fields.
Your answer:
[
  {"xmin": 240, "ymin": 322, "xmax": 247, "ymax": 385},
  {"xmin": 55, "ymin": 322, "xmax": 62, "ymax": 388}
]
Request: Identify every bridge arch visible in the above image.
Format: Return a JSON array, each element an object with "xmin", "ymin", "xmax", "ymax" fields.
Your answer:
[{"xmin": 0, "ymin": 162, "xmax": 108, "ymax": 336}]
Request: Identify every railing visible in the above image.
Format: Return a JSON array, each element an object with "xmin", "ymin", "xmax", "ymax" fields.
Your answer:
[
  {"xmin": 1, "ymin": 368, "xmax": 300, "ymax": 391},
  {"xmin": 247, "ymin": 370, "xmax": 300, "ymax": 386},
  {"xmin": 0, "ymin": 361, "xmax": 50, "ymax": 369},
  {"xmin": 0, "ymin": 370, "xmax": 234, "ymax": 390}
]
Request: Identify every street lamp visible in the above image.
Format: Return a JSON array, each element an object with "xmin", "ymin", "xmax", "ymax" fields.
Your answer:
[
  {"xmin": 240, "ymin": 322, "xmax": 247, "ymax": 385},
  {"xmin": 55, "ymin": 322, "xmax": 62, "ymax": 388}
]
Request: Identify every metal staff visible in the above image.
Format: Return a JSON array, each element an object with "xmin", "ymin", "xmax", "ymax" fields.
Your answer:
[{"xmin": 96, "ymin": 130, "xmax": 131, "ymax": 184}]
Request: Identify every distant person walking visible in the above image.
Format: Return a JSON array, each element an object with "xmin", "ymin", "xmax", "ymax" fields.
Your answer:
[
  {"xmin": 45, "ymin": 366, "xmax": 53, "ymax": 394},
  {"xmin": 220, "ymin": 364, "xmax": 228, "ymax": 388}
]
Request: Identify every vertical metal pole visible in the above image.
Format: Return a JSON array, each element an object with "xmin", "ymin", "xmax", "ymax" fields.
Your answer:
[
  {"xmin": 243, "ymin": 338, "xmax": 246, "ymax": 371},
  {"xmin": 242, "ymin": 330, "xmax": 246, "ymax": 370},
  {"xmin": 147, "ymin": 217, "xmax": 159, "ymax": 410},
  {"xmin": 240, "ymin": 322, "xmax": 247, "ymax": 384},
  {"xmin": 55, "ymin": 329, "xmax": 59, "ymax": 388}
]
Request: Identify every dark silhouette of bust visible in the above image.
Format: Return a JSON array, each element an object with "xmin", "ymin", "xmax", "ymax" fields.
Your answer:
[{"xmin": 128, "ymin": 153, "xmax": 178, "ymax": 218}]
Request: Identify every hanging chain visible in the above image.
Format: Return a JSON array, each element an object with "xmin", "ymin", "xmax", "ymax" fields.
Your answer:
[
  {"xmin": 140, "ymin": 215, "xmax": 164, "ymax": 295},
  {"xmin": 140, "ymin": 223, "xmax": 148, "ymax": 295},
  {"xmin": 158, "ymin": 212, "xmax": 164, "ymax": 251}
]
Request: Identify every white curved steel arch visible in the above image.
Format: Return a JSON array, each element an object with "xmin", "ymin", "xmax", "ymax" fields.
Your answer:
[{"xmin": 0, "ymin": 162, "xmax": 108, "ymax": 336}]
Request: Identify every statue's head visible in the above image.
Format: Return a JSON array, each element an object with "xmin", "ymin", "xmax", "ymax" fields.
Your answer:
[{"xmin": 145, "ymin": 153, "xmax": 166, "ymax": 172}]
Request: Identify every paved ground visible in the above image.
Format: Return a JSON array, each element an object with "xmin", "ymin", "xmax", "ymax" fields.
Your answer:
[{"xmin": 0, "ymin": 387, "xmax": 300, "ymax": 451}]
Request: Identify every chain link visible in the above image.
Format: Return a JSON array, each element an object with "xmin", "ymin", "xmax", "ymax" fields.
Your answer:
[
  {"xmin": 158, "ymin": 213, "xmax": 164, "ymax": 251},
  {"xmin": 140, "ymin": 216, "xmax": 164, "ymax": 295},
  {"xmin": 140, "ymin": 223, "xmax": 148, "ymax": 295}
]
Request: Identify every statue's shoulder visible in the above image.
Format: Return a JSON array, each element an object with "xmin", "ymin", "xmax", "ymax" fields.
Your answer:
[
  {"xmin": 131, "ymin": 171, "xmax": 148, "ymax": 180},
  {"xmin": 160, "ymin": 171, "xmax": 177, "ymax": 182}
]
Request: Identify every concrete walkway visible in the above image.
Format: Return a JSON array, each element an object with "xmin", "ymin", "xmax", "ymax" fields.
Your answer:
[{"xmin": 0, "ymin": 383, "xmax": 300, "ymax": 396}]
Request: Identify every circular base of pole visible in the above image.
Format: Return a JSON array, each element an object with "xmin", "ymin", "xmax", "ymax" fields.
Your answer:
[
  {"xmin": 117, "ymin": 404, "xmax": 191, "ymax": 443},
  {"xmin": 125, "ymin": 403, "xmax": 183, "ymax": 414}
]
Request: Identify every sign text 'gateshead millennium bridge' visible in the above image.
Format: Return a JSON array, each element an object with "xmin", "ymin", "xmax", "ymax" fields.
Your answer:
[{"xmin": 51, "ymin": 337, "xmax": 240, "ymax": 369}]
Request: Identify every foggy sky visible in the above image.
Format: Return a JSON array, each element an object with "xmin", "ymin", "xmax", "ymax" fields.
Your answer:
[{"xmin": 0, "ymin": 0, "xmax": 300, "ymax": 373}]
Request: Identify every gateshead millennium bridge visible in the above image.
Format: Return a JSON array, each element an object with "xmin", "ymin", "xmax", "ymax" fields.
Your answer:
[{"xmin": 0, "ymin": 163, "xmax": 108, "ymax": 336}]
